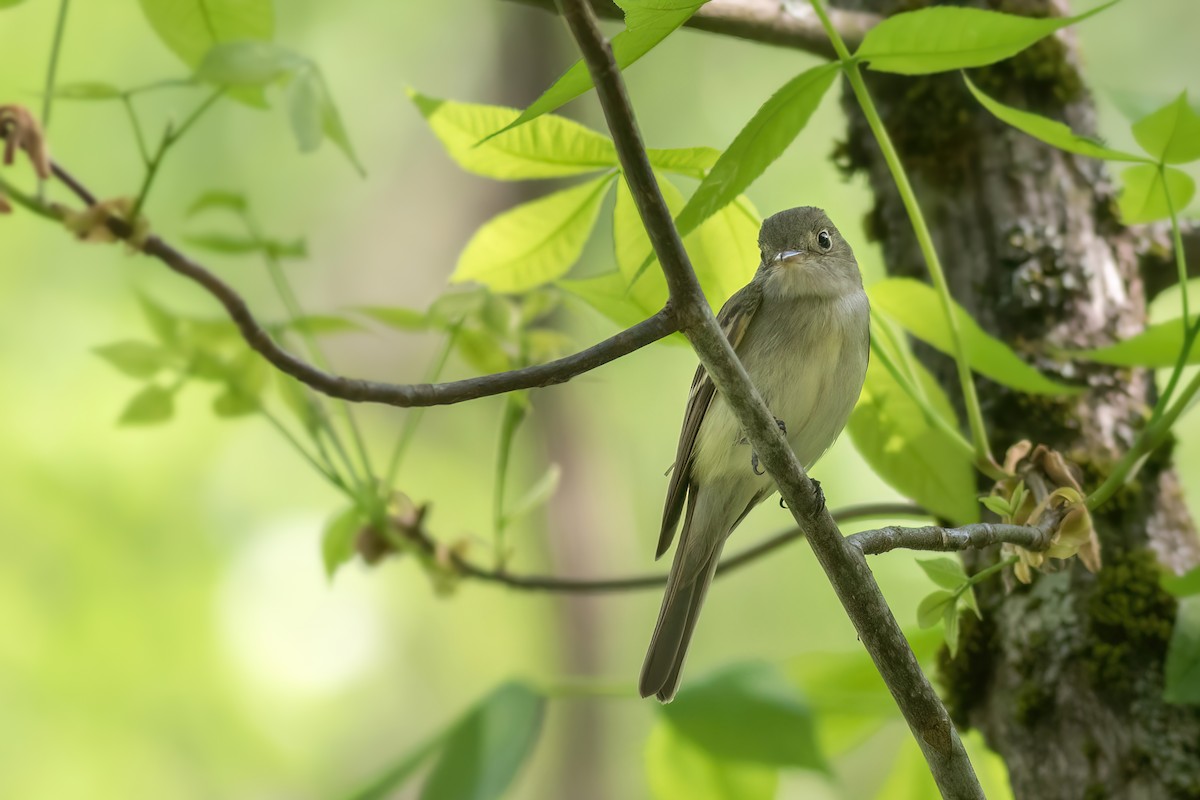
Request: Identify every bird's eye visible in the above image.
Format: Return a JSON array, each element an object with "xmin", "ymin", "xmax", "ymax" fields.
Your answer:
[{"xmin": 817, "ymin": 229, "xmax": 833, "ymax": 251}]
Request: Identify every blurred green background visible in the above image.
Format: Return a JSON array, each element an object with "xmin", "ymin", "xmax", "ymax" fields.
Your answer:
[{"xmin": 0, "ymin": 1, "xmax": 1197, "ymax": 798}]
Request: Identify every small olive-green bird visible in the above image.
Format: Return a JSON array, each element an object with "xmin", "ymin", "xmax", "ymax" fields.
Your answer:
[{"xmin": 639, "ymin": 206, "xmax": 870, "ymax": 702}]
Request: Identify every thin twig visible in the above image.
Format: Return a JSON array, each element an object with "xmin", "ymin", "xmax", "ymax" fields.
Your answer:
[
  {"xmin": 557, "ymin": 1, "xmax": 986, "ymax": 796},
  {"xmin": 850, "ymin": 520, "xmax": 1052, "ymax": 556},
  {"xmin": 506, "ymin": 0, "xmax": 878, "ymax": 60},
  {"xmin": 0, "ymin": 135, "xmax": 683, "ymax": 408},
  {"xmin": 419, "ymin": 503, "xmax": 932, "ymax": 593}
]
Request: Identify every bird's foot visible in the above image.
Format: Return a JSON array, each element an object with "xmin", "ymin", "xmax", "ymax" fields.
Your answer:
[
  {"xmin": 750, "ymin": 419, "xmax": 787, "ymax": 476},
  {"xmin": 812, "ymin": 479, "xmax": 825, "ymax": 513}
]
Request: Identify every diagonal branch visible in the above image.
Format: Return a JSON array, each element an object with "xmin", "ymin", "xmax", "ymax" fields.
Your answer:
[
  {"xmin": 557, "ymin": 1, "xmax": 985, "ymax": 796},
  {"xmin": 0, "ymin": 145, "xmax": 681, "ymax": 409},
  {"xmin": 507, "ymin": 0, "xmax": 879, "ymax": 60}
]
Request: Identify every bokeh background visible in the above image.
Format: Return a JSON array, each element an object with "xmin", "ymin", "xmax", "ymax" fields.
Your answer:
[{"xmin": 0, "ymin": 1, "xmax": 1197, "ymax": 797}]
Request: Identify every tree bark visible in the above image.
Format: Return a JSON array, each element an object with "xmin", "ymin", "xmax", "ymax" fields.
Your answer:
[{"xmin": 837, "ymin": 1, "xmax": 1200, "ymax": 797}]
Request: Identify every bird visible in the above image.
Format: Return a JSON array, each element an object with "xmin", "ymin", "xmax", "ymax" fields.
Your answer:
[{"xmin": 639, "ymin": 206, "xmax": 870, "ymax": 703}]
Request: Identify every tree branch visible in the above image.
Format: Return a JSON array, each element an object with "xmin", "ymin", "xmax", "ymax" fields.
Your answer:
[
  {"xmin": 385, "ymin": 502, "xmax": 930, "ymax": 593},
  {"xmin": 506, "ymin": 0, "xmax": 878, "ymax": 60},
  {"xmin": 558, "ymin": 2, "xmax": 985, "ymax": 796},
  {"xmin": 850, "ymin": 520, "xmax": 1052, "ymax": 557},
  {"xmin": 0, "ymin": 146, "xmax": 681, "ymax": 408}
]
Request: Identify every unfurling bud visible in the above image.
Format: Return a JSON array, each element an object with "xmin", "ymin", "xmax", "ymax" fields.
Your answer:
[{"xmin": 991, "ymin": 441, "xmax": 1101, "ymax": 584}]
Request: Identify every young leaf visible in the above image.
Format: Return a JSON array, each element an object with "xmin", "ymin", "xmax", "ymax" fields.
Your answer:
[
  {"xmin": 646, "ymin": 146, "xmax": 721, "ymax": 179},
  {"xmin": 917, "ymin": 558, "xmax": 968, "ymax": 590},
  {"xmin": 184, "ymin": 232, "xmax": 307, "ymax": 258},
  {"xmin": 1118, "ymin": 164, "xmax": 1195, "ymax": 224},
  {"xmin": 427, "ymin": 288, "xmax": 487, "ymax": 327},
  {"xmin": 93, "ymin": 341, "xmax": 176, "ymax": 378},
  {"xmin": 1164, "ymin": 596, "xmax": 1200, "ymax": 705},
  {"xmin": 502, "ymin": 464, "xmax": 562, "ymax": 526},
  {"xmin": 855, "ymin": 2, "xmax": 1117, "ymax": 75},
  {"xmin": 943, "ymin": 601, "xmax": 961, "ymax": 656},
  {"xmin": 408, "ymin": 90, "xmax": 618, "ymax": 180},
  {"xmin": 980, "ymin": 495, "xmax": 1012, "ymax": 517},
  {"xmin": 456, "ymin": 328, "xmax": 510, "ymax": 374},
  {"xmin": 1163, "ymin": 566, "xmax": 1200, "ymax": 598},
  {"xmin": 645, "ymin": 721, "xmax": 778, "ymax": 800},
  {"xmin": 195, "ymin": 41, "xmax": 301, "ymax": 86},
  {"xmin": 118, "ymin": 385, "xmax": 175, "ymax": 425},
  {"xmin": 488, "ymin": 0, "xmax": 707, "ymax": 138},
  {"xmin": 451, "ymin": 174, "xmax": 615, "ymax": 293},
  {"xmin": 1132, "ymin": 92, "xmax": 1200, "ymax": 165},
  {"xmin": 346, "ymin": 735, "xmax": 443, "ymax": 800},
  {"xmin": 558, "ymin": 271, "xmax": 659, "ymax": 331},
  {"xmin": 52, "ymin": 82, "xmax": 124, "ymax": 101},
  {"xmin": 138, "ymin": 0, "xmax": 273, "ymax": 106},
  {"xmin": 138, "ymin": 293, "xmax": 181, "ymax": 347},
  {"xmin": 917, "ymin": 590, "xmax": 956, "ymax": 629},
  {"xmin": 276, "ymin": 372, "xmax": 320, "ymax": 434},
  {"xmin": 964, "ymin": 75, "xmax": 1144, "ymax": 162},
  {"xmin": 1069, "ymin": 318, "xmax": 1200, "ymax": 367},
  {"xmin": 358, "ymin": 306, "xmax": 430, "ymax": 332},
  {"xmin": 849, "ymin": 354, "xmax": 978, "ymax": 525},
  {"xmin": 421, "ymin": 681, "xmax": 546, "ymax": 800},
  {"xmin": 668, "ymin": 62, "xmax": 838, "ymax": 254},
  {"xmin": 212, "ymin": 387, "xmax": 259, "ymax": 417},
  {"xmin": 286, "ymin": 65, "xmax": 365, "ymax": 175},
  {"xmin": 187, "ymin": 190, "xmax": 248, "ymax": 217},
  {"xmin": 869, "ymin": 278, "xmax": 1077, "ymax": 394},
  {"xmin": 663, "ymin": 662, "xmax": 827, "ymax": 771},
  {"xmin": 0, "ymin": 0, "xmax": 30, "ymax": 8},
  {"xmin": 283, "ymin": 315, "xmax": 363, "ymax": 336},
  {"xmin": 961, "ymin": 585, "xmax": 982, "ymax": 620},
  {"xmin": 322, "ymin": 505, "xmax": 363, "ymax": 579}
]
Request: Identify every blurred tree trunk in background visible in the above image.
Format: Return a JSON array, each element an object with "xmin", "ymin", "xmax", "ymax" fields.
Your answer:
[{"xmin": 838, "ymin": 1, "xmax": 1200, "ymax": 796}]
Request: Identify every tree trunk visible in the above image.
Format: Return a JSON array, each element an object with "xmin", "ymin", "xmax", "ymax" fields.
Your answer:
[{"xmin": 837, "ymin": 1, "xmax": 1200, "ymax": 797}]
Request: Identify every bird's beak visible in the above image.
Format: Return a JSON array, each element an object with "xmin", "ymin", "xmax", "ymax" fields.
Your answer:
[{"xmin": 774, "ymin": 250, "xmax": 804, "ymax": 264}]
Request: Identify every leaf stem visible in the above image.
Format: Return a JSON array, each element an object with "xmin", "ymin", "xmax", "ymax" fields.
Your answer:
[
  {"xmin": 493, "ymin": 392, "xmax": 528, "ymax": 567},
  {"xmin": 810, "ymin": 0, "xmax": 994, "ymax": 472},
  {"xmin": 967, "ymin": 554, "xmax": 1019, "ymax": 586},
  {"xmin": 39, "ymin": 0, "xmax": 71, "ymax": 138},
  {"xmin": 383, "ymin": 322, "xmax": 462, "ymax": 489},
  {"xmin": 130, "ymin": 88, "xmax": 223, "ymax": 221},
  {"xmin": 121, "ymin": 95, "xmax": 151, "ymax": 166}
]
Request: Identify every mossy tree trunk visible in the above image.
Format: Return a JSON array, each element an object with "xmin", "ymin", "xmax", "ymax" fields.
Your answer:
[{"xmin": 837, "ymin": 1, "xmax": 1200, "ymax": 796}]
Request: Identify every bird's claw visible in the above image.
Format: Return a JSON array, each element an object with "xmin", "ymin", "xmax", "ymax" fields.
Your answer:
[
  {"xmin": 752, "ymin": 451, "xmax": 764, "ymax": 475},
  {"xmin": 812, "ymin": 479, "xmax": 825, "ymax": 512}
]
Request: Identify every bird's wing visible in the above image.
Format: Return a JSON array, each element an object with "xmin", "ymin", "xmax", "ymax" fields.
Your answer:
[{"xmin": 656, "ymin": 280, "xmax": 763, "ymax": 558}]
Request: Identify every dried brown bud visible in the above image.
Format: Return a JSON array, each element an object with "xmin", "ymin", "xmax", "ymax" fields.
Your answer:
[{"xmin": 0, "ymin": 105, "xmax": 51, "ymax": 179}]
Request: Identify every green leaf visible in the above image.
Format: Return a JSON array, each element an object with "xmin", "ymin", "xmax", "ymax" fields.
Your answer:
[
  {"xmin": 283, "ymin": 315, "xmax": 363, "ymax": 336},
  {"xmin": 358, "ymin": 306, "xmax": 430, "ymax": 332},
  {"xmin": 138, "ymin": 293, "xmax": 181, "ymax": 347},
  {"xmin": 943, "ymin": 601, "xmax": 961, "ymax": 656},
  {"xmin": 488, "ymin": 0, "xmax": 708, "ymax": 138},
  {"xmin": 1069, "ymin": 318, "xmax": 1200, "ymax": 367},
  {"xmin": 855, "ymin": 2, "xmax": 1117, "ymax": 75},
  {"xmin": 964, "ymin": 75, "xmax": 1144, "ymax": 162},
  {"xmin": 118, "ymin": 385, "xmax": 175, "ymax": 425},
  {"xmin": 558, "ymin": 271, "xmax": 657, "ymax": 332},
  {"xmin": 213, "ymin": 387, "xmax": 259, "ymax": 417},
  {"xmin": 93, "ymin": 341, "xmax": 176, "ymax": 378},
  {"xmin": 52, "ymin": 82, "xmax": 124, "ymax": 101},
  {"xmin": 663, "ymin": 662, "xmax": 827, "ymax": 771},
  {"xmin": 980, "ymin": 495, "xmax": 1012, "ymax": 516},
  {"xmin": 646, "ymin": 146, "xmax": 722, "ymax": 179},
  {"xmin": 421, "ymin": 682, "xmax": 546, "ymax": 800},
  {"xmin": 1133, "ymin": 92, "xmax": 1200, "ymax": 165},
  {"xmin": 346, "ymin": 735, "xmax": 442, "ymax": 800},
  {"xmin": 427, "ymin": 288, "xmax": 487, "ymax": 327},
  {"xmin": 184, "ymin": 232, "xmax": 307, "ymax": 259},
  {"xmin": 286, "ymin": 65, "xmax": 365, "ymax": 175},
  {"xmin": 849, "ymin": 353, "xmax": 978, "ymax": 524},
  {"xmin": 1165, "ymin": 596, "xmax": 1200, "ymax": 705},
  {"xmin": 451, "ymin": 175, "xmax": 615, "ymax": 293},
  {"xmin": 195, "ymin": 40, "xmax": 301, "ymax": 86},
  {"xmin": 645, "ymin": 721, "xmax": 778, "ymax": 800},
  {"xmin": 456, "ymin": 329, "xmax": 510, "ymax": 374},
  {"xmin": 0, "ymin": 0, "xmax": 30, "ymax": 8},
  {"xmin": 917, "ymin": 558, "xmax": 968, "ymax": 590},
  {"xmin": 917, "ymin": 590, "xmax": 956, "ymax": 629},
  {"xmin": 869, "ymin": 278, "xmax": 1077, "ymax": 394},
  {"xmin": 667, "ymin": 62, "xmax": 838, "ymax": 261},
  {"xmin": 138, "ymin": 0, "xmax": 273, "ymax": 106},
  {"xmin": 276, "ymin": 372, "xmax": 320, "ymax": 434},
  {"xmin": 187, "ymin": 190, "xmax": 248, "ymax": 217},
  {"xmin": 322, "ymin": 506, "xmax": 362, "ymax": 579},
  {"xmin": 1118, "ymin": 164, "xmax": 1195, "ymax": 224},
  {"xmin": 1163, "ymin": 566, "xmax": 1200, "ymax": 598},
  {"xmin": 502, "ymin": 464, "xmax": 562, "ymax": 527},
  {"xmin": 614, "ymin": 175, "xmax": 759, "ymax": 314},
  {"xmin": 408, "ymin": 90, "xmax": 618, "ymax": 180},
  {"xmin": 962, "ymin": 585, "xmax": 982, "ymax": 620}
]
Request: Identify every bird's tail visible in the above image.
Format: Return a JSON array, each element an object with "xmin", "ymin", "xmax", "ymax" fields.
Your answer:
[{"xmin": 639, "ymin": 503, "xmax": 725, "ymax": 703}]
